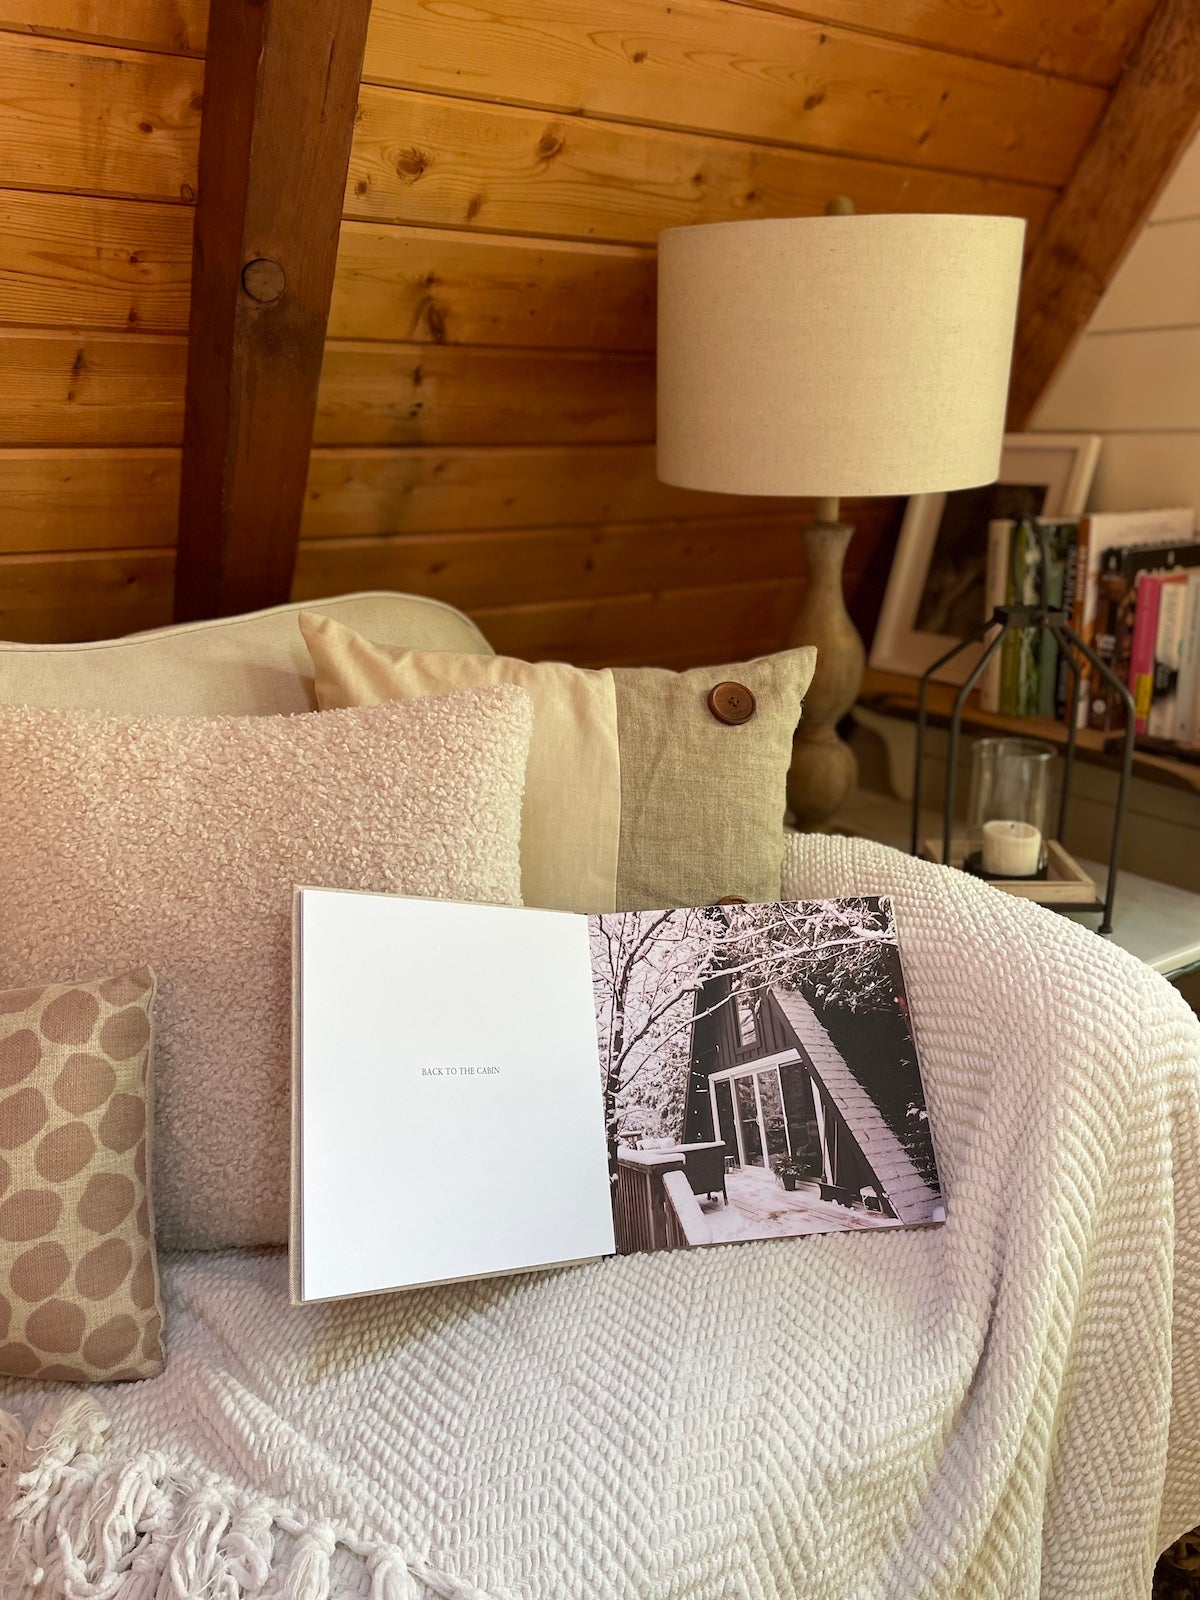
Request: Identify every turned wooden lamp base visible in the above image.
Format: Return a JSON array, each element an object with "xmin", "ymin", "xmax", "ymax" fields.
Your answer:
[{"xmin": 785, "ymin": 503, "xmax": 866, "ymax": 831}]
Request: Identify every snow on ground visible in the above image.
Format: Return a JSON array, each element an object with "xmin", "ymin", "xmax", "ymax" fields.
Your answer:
[{"xmin": 698, "ymin": 1166, "xmax": 903, "ymax": 1242}]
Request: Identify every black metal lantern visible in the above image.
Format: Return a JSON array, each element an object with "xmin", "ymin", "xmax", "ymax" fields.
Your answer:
[{"xmin": 909, "ymin": 527, "xmax": 1136, "ymax": 936}]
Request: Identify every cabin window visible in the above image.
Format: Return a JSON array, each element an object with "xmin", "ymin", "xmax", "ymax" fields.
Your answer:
[
  {"xmin": 709, "ymin": 1058, "xmax": 831, "ymax": 1182},
  {"xmin": 734, "ymin": 993, "xmax": 758, "ymax": 1047}
]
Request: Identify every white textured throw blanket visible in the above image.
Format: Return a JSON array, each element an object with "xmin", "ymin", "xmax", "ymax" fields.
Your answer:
[{"xmin": 3, "ymin": 836, "xmax": 1199, "ymax": 1600}]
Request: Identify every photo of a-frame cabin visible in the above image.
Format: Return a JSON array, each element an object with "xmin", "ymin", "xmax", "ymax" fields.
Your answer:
[
  {"xmin": 680, "ymin": 970, "xmax": 941, "ymax": 1229},
  {"xmin": 603, "ymin": 900, "xmax": 942, "ymax": 1255}
]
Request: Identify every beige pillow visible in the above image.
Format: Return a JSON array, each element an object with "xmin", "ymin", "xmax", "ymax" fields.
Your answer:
[
  {"xmin": 0, "ymin": 689, "xmax": 531, "ymax": 1250},
  {"xmin": 0, "ymin": 968, "xmax": 165, "ymax": 1383},
  {"xmin": 300, "ymin": 610, "xmax": 816, "ymax": 913}
]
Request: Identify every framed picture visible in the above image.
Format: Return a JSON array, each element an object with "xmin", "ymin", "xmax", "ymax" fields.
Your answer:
[{"xmin": 869, "ymin": 433, "xmax": 1102, "ymax": 684}]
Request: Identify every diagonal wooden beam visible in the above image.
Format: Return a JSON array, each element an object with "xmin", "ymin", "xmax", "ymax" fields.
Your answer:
[
  {"xmin": 173, "ymin": 0, "xmax": 372, "ymax": 621},
  {"xmin": 1007, "ymin": 0, "xmax": 1200, "ymax": 430}
]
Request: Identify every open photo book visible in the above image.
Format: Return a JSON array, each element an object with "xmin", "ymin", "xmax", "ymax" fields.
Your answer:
[{"xmin": 291, "ymin": 890, "xmax": 944, "ymax": 1304}]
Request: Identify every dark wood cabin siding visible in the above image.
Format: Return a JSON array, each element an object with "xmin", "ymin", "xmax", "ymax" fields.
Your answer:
[
  {"xmin": 684, "ymin": 977, "xmax": 901, "ymax": 1209},
  {"xmin": 682, "ymin": 972, "xmax": 799, "ymax": 1145}
]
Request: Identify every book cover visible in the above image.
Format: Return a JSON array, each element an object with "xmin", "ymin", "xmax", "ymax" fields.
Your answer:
[
  {"xmin": 1129, "ymin": 574, "xmax": 1164, "ymax": 735},
  {"xmin": 292, "ymin": 891, "xmax": 944, "ymax": 1304}
]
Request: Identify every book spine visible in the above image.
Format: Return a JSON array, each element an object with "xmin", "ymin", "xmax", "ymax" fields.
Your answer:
[
  {"xmin": 1087, "ymin": 550, "xmax": 1125, "ymax": 732},
  {"xmin": 1129, "ymin": 574, "xmax": 1164, "ymax": 735},
  {"xmin": 1174, "ymin": 573, "xmax": 1200, "ymax": 746},
  {"xmin": 1037, "ymin": 527, "xmax": 1068, "ymax": 719},
  {"xmin": 1148, "ymin": 575, "xmax": 1188, "ymax": 740},
  {"xmin": 1037, "ymin": 630, "xmax": 1058, "ymax": 718},
  {"xmin": 1015, "ymin": 628, "xmax": 1041, "ymax": 717},
  {"xmin": 1011, "ymin": 521, "xmax": 1041, "ymax": 717},
  {"xmin": 979, "ymin": 520, "xmax": 1010, "ymax": 714},
  {"xmin": 1072, "ymin": 518, "xmax": 1091, "ymax": 728},
  {"xmin": 1054, "ymin": 535, "xmax": 1079, "ymax": 721},
  {"xmin": 999, "ymin": 523, "xmax": 1022, "ymax": 716}
]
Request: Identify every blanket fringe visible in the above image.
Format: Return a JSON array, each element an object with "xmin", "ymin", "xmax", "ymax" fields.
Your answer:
[{"xmin": 0, "ymin": 1402, "xmax": 503, "ymax": 1600}]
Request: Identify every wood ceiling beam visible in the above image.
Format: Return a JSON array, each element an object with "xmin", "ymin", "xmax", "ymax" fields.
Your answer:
[
  {"xmin": 1007, "ymin": 0, "xmax": 1200, "ymax": 429},
  {"xmin": 173, "ymin": 0, "xmax": 371, "ymax": 621}
]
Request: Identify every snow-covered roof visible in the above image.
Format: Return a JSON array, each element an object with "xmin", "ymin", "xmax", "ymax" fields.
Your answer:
[{"xmin": 770, "ymin": 988, "xmax": 940, "ymax": 1225}]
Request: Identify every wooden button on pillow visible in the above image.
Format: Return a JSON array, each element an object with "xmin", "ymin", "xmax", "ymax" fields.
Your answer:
[{"xmin": 0, "ymin": 968, "xmax": 164, "ymax": 1383}]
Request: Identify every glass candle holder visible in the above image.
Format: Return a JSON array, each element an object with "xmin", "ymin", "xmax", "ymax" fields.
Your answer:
[{"xmin": 966, "ymin": 737, "xmax": 1055, "ymax": 880}]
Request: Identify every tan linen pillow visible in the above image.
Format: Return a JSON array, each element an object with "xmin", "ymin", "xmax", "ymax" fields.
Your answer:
[
  {"xmin": 300, "ymin": 610, "xmax": 816, "ymax": 913},
  {"xmin": 0, "ymin": 689, "xmax": 531, "ymax": 1250},
  {"xmin": 0, "ymin": 968, "xmax": 165, "ymax": 1383}
]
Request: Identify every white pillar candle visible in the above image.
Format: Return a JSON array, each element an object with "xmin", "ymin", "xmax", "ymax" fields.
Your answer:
[{"xmin": 981, "ymin": 819, "xmax": 1042, "ymax": 877}]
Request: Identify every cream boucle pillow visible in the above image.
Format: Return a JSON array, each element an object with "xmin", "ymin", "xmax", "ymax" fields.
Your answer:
[{"xmin": 0, "ymin": 689, "xmax": 531, "ymax": 1250}]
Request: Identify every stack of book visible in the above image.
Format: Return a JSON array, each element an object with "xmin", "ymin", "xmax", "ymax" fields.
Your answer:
[{"xmin": 980, "ymin": 508, "xmax": 1200, "ymax": 749}]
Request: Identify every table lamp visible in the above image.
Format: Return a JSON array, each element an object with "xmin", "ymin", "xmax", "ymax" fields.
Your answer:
[{"xmin": 656, "ymin": 203, "xmax": 1024, "ymax": 828}]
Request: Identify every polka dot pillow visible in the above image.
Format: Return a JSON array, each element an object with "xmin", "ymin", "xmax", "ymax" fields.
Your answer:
[{"xmin": 0, "ymin": 967, "xmax": 164, "ymax": 1382}]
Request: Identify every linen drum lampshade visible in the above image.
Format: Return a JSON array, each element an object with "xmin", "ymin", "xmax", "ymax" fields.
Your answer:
[
  {"xmin": 656, "ymin": 212, "xmax": 1025, "ymax": 497},
  {"xmin": 655, "ymin": 210, "xmax": 1023, "ymax": 829}
]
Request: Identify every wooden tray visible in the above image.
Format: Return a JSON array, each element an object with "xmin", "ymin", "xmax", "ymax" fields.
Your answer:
[{"xmin": 920, "ymin": 837, "xmax": 1098, "ymax": 905}]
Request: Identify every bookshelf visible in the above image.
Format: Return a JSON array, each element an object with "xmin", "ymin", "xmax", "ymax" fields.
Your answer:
[{"xmin": 858, "ymin": 667, "xmax": 1200, "ymax": 797}]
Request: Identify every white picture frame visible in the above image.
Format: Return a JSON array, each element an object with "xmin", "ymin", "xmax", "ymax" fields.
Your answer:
[{"xmin": 869, "ymin": 432, "xmax": 1102, "ymax": 684}]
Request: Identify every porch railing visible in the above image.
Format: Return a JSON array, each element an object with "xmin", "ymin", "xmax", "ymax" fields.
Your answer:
[{"xmin": 614, "ymin": 1151, "xmax": 713, "ymax": 1253}]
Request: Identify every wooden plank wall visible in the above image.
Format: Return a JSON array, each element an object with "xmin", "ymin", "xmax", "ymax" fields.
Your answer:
[
  {"xmin": 1032, "ymin": 132, "xmax": 1200, "ymax": 508},
  {"xmin": 0, "ymin": 0, "xmax": 1159, "ymax": 658}
]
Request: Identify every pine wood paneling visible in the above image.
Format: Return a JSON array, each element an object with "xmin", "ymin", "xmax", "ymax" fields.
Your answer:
[
  {"xmin": 363, "ymin": 0, "xmax": 1103, "ymax": 186},
  {"xmin": 346, "ymin": 86, "xmax": 1057, "ymax": 248},
  {"xmin": 0, "ymin": 36, "xmax": 201, "ymax": 202},
  {"xmin": 0, "ymin": 440, "xmax": 792, "ymax": 554},
  {"xmin": 0, "ymin": 441, "xmax": 778, "ymax": 552},
  {"xmin": 0, "ymin": 331, "xmax": 185, "ymax": 445},
  {"xmin": 302, "ymin": 444, "xmax": 790, "ymax": 537},
  {"xmin": 313, "ymin": 343, "xmax": 654, "ymax": 446},
  {"xmin": 329, "ymin": 224, "xmax": 654, "ymax": 349},
  {"xmin": 0, "ymin": 336, "xmax": 653, "ymax": 448},
  {"xmin": 0, "ymin": 201, "xmax": 652, "ymax": 348},
  {"xmin": 0, "ymin": 189, "xmax": 191, "ymax": 332},
  {"xmin": 473, "ymin": 579, "xmax": 804, "ymax": 664},
  {"xmin": 0, "ymin": 2, "xmax": 208, "ymax": 55},
  {"xmin": 292, "ymin": 515, "xmax": 804, "ymax": 607},
  {"xmin": 734, "ymin": 0, "xmax": 1158, "ymax": 84},
  {"xmin": 0, "ymin": 447, "xmax": 178, "ymax": 551},
  {"xmin": 0, "ymin": 548, "xmax": 172, "ymax": 640},
  {"xmin": 0, "ymin": 0, "xmax": 1169, "ymax": 658},
  {"xmin": 0, "ymin": 0, "xmax": 1151, "ymax": 85},
  {"xmin": 293, "ymin": 498, "xmax": 898, "ymax": 608}
]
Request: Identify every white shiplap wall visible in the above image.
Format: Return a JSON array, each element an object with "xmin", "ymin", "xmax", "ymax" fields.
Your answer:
[
  {"xmin": 1032, "ymin": 132, "xmax": 1200, "ymax": 512},
  {"xmin": 1027, "ymin": 144, "xmax": 1200, "ymax": 905}
]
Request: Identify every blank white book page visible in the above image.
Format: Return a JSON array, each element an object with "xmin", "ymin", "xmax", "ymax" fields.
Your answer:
[{"xmin": 294, "ymin": 888, "xmax": 616, "ymax": 1302}]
